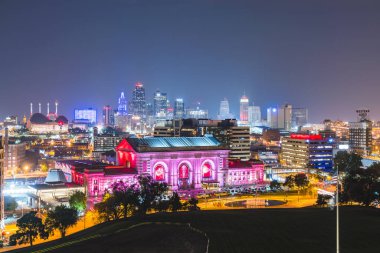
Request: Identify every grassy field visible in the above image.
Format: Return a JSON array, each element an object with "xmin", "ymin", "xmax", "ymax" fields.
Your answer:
[{"xmin": 10, "ymin": 207, "xmax": 380, "ymax": 253}]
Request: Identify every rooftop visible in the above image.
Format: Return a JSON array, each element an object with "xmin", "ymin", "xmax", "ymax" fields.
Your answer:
[
  {"xmin": 125, "ymin": 136, "xmax": 227, "ymax": 152},
  {"xmin": 29, "ymin": 183, "xmax": 84, "ymax": 191}
]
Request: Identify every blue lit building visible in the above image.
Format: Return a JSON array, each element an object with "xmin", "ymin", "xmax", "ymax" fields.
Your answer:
[
  {"xmin": 117, "ymin": 92, "xmax": 128, "ymax": 115},
  {"xmin": 74, "ymin": 108, "xmax": 97, "ymax": 124}
]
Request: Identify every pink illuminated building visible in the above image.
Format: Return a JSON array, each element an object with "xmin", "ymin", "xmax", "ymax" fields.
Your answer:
[
  {"xmin": 55, "ymin": 136, "xmax": 265, "ymax": 196},
  {"xmin": 116, "ymin": 136, "xmax": 230, "ymax": 191}
]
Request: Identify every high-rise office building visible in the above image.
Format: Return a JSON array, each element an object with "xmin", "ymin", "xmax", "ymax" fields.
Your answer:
[
  {"xmin": 239, "ymin": 95, "xmax": 249, "ymax": 123},
  {"xmin": 281, "ymin": 134, "xmax": 333, "ymax": 170},
  {"xmin": 174, "ymin": 98, "xmax": 185, "ymax": 119},
  {"xmin": 153, "ymin": 90, "xmax": 168, "ymax": 117},
  {"xmin": 4, "ymin": 140, "xmax": 26, "ymax": 175},
  {"xmin": 102, "ymin": 105, "xmax": 114, "ymax": 126},
  {"xmin": 267, "ymin": 107, "xmax": 279, "ymax": 128},
  {"xmin": 278, "ymin": 104, "xmax": 292, "ymax": 131},
  {"xmin": 248, "ymin": 106, "xmax": 261, "ymax": 125},
  {"xmin": 131, "ymin": 82, "xmax": 146, "ymax": 119},
  {"xmin": 349, "ymin": 109, "xmax": 372, "ymax": 156},
  {"xmin": 117, "ymin": 92, "xmax": 128, "ymax": 115},
  {"xmin": 218, "ymin": 98, "xmax": 234, "ymax": 120},
  {"xmin": 292, "ymin": 108, "xmax": 308, "ymax": 129}
]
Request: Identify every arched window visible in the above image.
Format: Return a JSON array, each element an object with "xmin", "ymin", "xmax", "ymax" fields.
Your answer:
[
  {"xmin": 202, "ymin": 162, "xmax": 212, "ymax": 178},
  {"xmin": 154, "ymin": 164, "xmax": 165, "ymax": 181},
  {"xmin": 178, "ymin": 163, "xmax": 189, "ymax": 179}
]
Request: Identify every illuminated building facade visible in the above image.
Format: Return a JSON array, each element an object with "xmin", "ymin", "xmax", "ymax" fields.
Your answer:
[
  {"xmin": 53, "ymin": 137, "xmax": 264, "ymax": 196},
  {"xmin": 153, "ymin": 90, "xmax": 168, "ymax": 118},
  {"xmin": 267, "ymin": 107, "xmax": 279, "ymax": 128},
  {"xmin": 218, "ymin": 98, "xmax": 234, "ymax": 120},
  {"xmin": 55, "ymin": 160, "xmax": 136, "ymax": 197},
  {"xmin": 74, "ymin": 108, "xmax": 97, "ymax": 124},
  {"xmin": 131, "ymin": 82, "xmax": 146, "ymax": 119},
  {"xmin": 248, "ymin": 105, "xmax": 261, "ymax": 126},
  {"xmin": 117, "ymin": 92, "xmax": 128, "ymax": 115},
  {"xmin": 4, "ymin": 140, "xmax": 26, "ymax": 176},
  {"xmin": 174, "ymin": 98, "xmax": 185, "ymax": 119},
  {"xmin": 292, "ymin": 108, "xmax": 308, "ymax": 129},
  {"xmin": 278, "ymin": 104, "xmax": 292, "ymax": 131},
  {"xmin": 102, "ymin": 105, "xmax": 114, "ymax": 126},
  {"xmin": 185, "ymin": 103, "xmax": 208, "ymax": 119},
  {"xmin": 27, "ymin": 113, "xmax": 69, "ymax": 134},
  {"xmin": 281, "ymin": 134, "xmax": 333, "ymax": 171},
  {"xmin": 239, "ymin": 95, "xmax": 249, "ymax": 123},
  {"xmin": 116, "ymin": 136, "xmax": 230, "ymax": 191},
  {"xmin": 225, "ymin": 160, "xmax": 264, "ymax": 186}
]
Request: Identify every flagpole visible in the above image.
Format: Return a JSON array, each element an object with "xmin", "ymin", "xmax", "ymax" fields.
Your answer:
[{"xmin": 336, "ymin": 165, "xmax": 339, "ymax": 253}]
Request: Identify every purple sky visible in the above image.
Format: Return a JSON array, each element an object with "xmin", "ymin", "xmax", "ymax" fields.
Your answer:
[{"xmin": 1, "ymin": 0, "xmax": 380, "ymax": 122}]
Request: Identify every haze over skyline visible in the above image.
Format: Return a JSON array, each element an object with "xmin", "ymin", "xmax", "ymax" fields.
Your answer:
[{"xmin": 1, "ymin": 0, "xmax": 380, "ymax": 122}]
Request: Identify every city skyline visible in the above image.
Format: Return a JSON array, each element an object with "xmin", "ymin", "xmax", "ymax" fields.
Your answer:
[{"xmin": 1, "ymin": 0, "xmax": 380, "ymax": 122}]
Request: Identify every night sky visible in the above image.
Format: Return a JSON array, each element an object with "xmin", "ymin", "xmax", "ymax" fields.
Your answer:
[{"xmin": 1, "ymin": 0, "xmax": 380, "ymax": 122}]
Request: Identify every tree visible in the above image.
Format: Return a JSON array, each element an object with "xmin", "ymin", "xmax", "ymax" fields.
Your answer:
[
  {"xmin": 342, "ymin": 164, "xmax": 380, "ymax": 206},
  {"xmin": 69, "ymin": 191, "xmax": 87, "ymax": 213},
  {"xmin": 169, "ymin": 192, "xmax": 182, "ymax": 212},
  {"xmin": 187, "ymin": 197, "xmax": 200, "ymax": 211},
  {"xmin": 95, "ymin": 192, "xmax": 122, "ymax": 222},
  {"xmin": 111, "ymin": 181, "xmax": 139, "ymax": 218},
  {"xmin": 5, "ymin": 196, "xmax": 18, "ymax": 211},
  {"xmin": 316, "ymin": 194, "xmax": 332, "ymax": 207},
  {"xmin": 14, "ymin": 211, "xmax": 48, "ymax": 246},
  {"xmin": 294, "ymin": 173, "xmax": 309, "ymax": 191},
  {"xmin": 283, "ymin": 175, "xmax": 295, "ymax": 189},
  {"xmin": 135, "ymin": 175, "xmax": 168, "ymax": 215},
  {"xmin": 40, "ymin": 160, "xmax": 49, "ymax": 172},
  {"xmin": 45, "ymin": 205, "xmax": 79, "ymax": 238},
  {"xmin": 334, "ymin": 151, "xmax": 362, "ymax": 172},
  {"xmin": 269, "ymin": 180, "xmax": 282, "ymax": 191}
]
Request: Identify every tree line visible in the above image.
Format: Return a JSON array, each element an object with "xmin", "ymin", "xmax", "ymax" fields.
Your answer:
[
  {"xmin": 94, "ymin": 174, "xmax": 199, "ymax": 222},
  {"xmin": 317, "ymin": 151, "xmax": 380, "ymax": 207}
]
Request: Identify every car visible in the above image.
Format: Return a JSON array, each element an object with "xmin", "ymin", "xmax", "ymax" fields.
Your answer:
[{"xmin": 12, "ymin": 214, "xmax": 18, "ymax": 219}]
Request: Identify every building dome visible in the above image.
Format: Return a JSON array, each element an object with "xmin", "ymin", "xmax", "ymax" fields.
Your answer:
[
  {"xmin": 30, "ymin": 113, "xmax": 49, "ymax": 124},
  {"xmin": 55, "ymin": 115, "xmax": 68, "ymax": 124}
]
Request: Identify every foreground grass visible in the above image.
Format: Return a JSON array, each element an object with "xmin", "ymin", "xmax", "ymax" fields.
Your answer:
[{"xmin": 10, "ymin": 207, "xmax": 380, "ymax": 253}]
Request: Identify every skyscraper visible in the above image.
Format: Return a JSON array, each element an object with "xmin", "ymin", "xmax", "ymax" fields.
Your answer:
[
  {"xmin": 153, "ymin": 90, "xmax": 168, "ymax": 117},
  {"xmin": 267, "ymin": 107, "xmax": 279, "ymax": 128},
  {"xmin": 131, "ymin": 82, "xmax": 146, "ymax": 119},
  {"xmin": 239, "ymin": 95, "xmax": 249, "ymax": 123},
  {"xmin": 292, "ymin": 108, "xmax": 308, "ymax": 129},
  {"xmin": 218, "ymin": 98, "xmax": 234, "ymax": 120},
  {"xmin": 117, "ymin": 92, "xmax": 128, "ymax": 115},
  {"xmin": 174, "ymin": 98, "xmax": 185, "ymax": 119},
  {"xmin": 349, "ymin": 109, "xmax": 372, "ymax": 156},
  {"xmin": 103, "ymin": 105, "xmax": 114, "ymax": 126},
  {"xmin": 278, "ymin": 104, "xmax": 292, "ymax": 131},
  {"xmin": 248, "ymin": 105, "xmax": 261, "ymax": 125}
]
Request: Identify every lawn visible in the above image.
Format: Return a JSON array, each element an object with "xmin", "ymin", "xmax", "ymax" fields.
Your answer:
[{"xmin": 10, "ymin": 207, "xmax": 380, "ymax": 253}]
